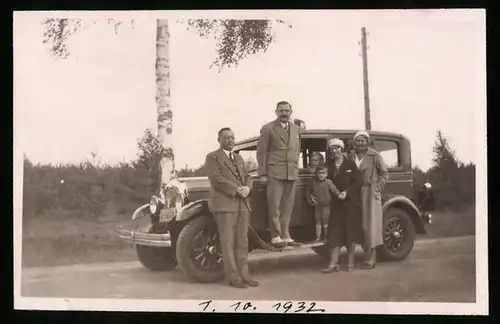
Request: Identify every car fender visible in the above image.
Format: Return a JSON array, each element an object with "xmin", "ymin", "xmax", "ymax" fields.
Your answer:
[
  {"xmin": 132, "ymin": 204, "xmax": 150, "ymax": 220},
  {"xmin": 383, "ymin": 195, "xmax": 426, "ymax": 234},
  {"xmin": 174, "ymin": 200, "xmax": 277, "ymax": 251},
  {"xmin": 175, "ymin": 199, "xmax": 211, "ymax": 223}
]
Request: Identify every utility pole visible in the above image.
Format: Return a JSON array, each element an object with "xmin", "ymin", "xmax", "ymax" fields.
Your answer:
[{"xmin": 361, "ymin": 27, "xmax": 371, "ymax": 131}]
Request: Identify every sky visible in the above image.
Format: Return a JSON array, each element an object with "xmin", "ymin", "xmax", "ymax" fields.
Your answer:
[{"xmin": 13, "ymin": 10, "xmax": 486, "ymax": 171}]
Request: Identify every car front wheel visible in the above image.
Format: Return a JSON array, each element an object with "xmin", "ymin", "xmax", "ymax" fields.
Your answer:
[
  {"xmin": 377, "ymin": 207, "xmax": 416, "ymax": 261},
  {"xmin": 176, "ymin": 215, "xmax": 225, "ymax": 283}
]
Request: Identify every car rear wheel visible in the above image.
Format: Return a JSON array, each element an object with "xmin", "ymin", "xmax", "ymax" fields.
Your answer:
[
  {"xmin": 176, "ymin": 215, "xmax": 224, "ymax": 283},
  {"xmin": 136, "ymin": 245, "xmax": 177, "ymax": 271},
  {"xmin": 377, "ymin": 207, "xmax": 416, "ymax": 261}
]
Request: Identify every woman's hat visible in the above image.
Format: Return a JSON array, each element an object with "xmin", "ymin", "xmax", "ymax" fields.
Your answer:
[
  {"xmin": 327, "ymin": 138, "xmax": 344, "ymax": 149},
  {"xmin": 354, "ymin": 130, "xmax": 370, "ymax": 141}
]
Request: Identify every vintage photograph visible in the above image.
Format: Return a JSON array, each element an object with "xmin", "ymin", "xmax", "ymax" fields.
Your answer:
[{"xmin": 14, "ymin": 10, "xmax": 487, "ymax": 314}]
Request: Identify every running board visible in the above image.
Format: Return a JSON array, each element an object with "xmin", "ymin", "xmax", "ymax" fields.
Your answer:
[
  {"xmin": 248, "ymin": 226, "xmax": 326, "ymax": 252},
  {"xmin": 283, "ymin": 241, "xmax": 326, "ymax": 249},
  {"xmin": 250, "ymin": 241, "xmax": 326, "ymax": 255}
]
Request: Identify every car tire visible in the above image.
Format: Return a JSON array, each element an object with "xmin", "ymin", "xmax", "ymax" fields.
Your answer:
[
  {"xmin": 377, "ymin": 207, "xmax": 416, "ymax": 262},
  {"xmin": 176, "ymin": 215, "xmax": 225, "ymax": 283},
  {"xmin": 136, "ymin": 245, "xmax": 177, "ymax": 271}
]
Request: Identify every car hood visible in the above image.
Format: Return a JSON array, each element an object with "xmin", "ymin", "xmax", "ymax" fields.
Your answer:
[
  {"xmin": 176, "ymin": 171, "xmax": 258, "ymax": 192},
  {"xmin": 176, "ymin": 176, "xmax": 210, "ymax": 191}
]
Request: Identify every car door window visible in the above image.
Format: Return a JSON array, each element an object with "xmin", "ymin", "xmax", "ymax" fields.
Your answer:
[
  {"xmin": 300, "ymin": 138, "xmax": 328, "ymax": 170},
  {"xmin": 372, "ymin": 140, "xmax": 400, "ymax": 169}
]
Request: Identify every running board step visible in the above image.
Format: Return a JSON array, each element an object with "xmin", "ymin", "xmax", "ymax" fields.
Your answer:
[
  {"xmin": 251, "ymin": 241, "xmax": 326, "ymax": 255},
  {"xmin": 282, "ymin": 241, "xmax": 326, "ymax": 250}
]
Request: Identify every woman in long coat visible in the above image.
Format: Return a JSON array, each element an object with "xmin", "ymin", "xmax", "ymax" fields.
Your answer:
[
  {"xmin": 321, "ymin": 138, "xmax": 363, "ymax": 273},
  {"xmin": 351, "ymin": 131, "xmax": 389, "ymax": 269}
]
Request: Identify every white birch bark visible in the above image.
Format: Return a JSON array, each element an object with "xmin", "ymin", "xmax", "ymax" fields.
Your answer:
[{"xmin": 155, "ymin": 19, "xmax": 175, "ymax": 190}]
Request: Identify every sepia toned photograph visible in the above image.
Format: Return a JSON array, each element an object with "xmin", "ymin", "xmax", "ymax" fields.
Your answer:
[{"xmin": 13, "ymin": 9, "xmax": 487, "ymax": 315}]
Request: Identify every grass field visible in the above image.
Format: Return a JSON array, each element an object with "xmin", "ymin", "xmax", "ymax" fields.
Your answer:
[
  {"xmin": 424, "ymin": 205, "xmax": 476, "ymax": 239},
  {"xmin": 20, "ymin": 205, "xmax": 476, "ymax": 268}
]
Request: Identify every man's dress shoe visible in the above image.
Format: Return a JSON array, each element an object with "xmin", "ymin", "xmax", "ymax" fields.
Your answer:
[{"xmin": 229, "ymin": 279, "xmax": 248, "ymax": 288}]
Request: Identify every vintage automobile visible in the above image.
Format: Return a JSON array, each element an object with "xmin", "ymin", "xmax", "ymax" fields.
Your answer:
[{"xmin": 117, "ymin": 129, "xmax": 434, "ymax": 282}]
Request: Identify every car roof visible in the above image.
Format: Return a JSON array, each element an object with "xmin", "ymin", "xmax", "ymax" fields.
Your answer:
[{"xmin": 234, "ymin": 129, "xmax": 408, "ymax": 149}]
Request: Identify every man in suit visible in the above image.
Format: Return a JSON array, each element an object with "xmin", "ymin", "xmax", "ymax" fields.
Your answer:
[
  {"xmin": 257, "ymin": 101, "xmax": 302, "ymax": 248},
  {"xmin": 205, "ymin": 127, "xmax": 260, "ymax": 289}
]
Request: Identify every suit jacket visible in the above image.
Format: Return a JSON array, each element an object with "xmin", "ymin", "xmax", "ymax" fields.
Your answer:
[
  {"xmin": 256, "ymin": 119, "xmax": 302, "ymax": 180},
  {"xmin": 205, "ymin": 148, "xmax": 253, "ymax": 213}
]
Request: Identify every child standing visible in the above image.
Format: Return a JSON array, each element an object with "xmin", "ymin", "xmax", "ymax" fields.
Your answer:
[{"xmin": 307, "ymin": 165, "xmax": 342, "ymax": 242}]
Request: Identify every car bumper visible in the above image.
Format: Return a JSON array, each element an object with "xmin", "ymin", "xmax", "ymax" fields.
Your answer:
[{"xmin": 116, "ymin": 226, "xmax": 172, "ymax": 247}]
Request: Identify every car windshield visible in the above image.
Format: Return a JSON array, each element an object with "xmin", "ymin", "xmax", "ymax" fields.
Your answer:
[{"xmin": 235, "ymin": 146, "xmax": 258, "ymax": 173}]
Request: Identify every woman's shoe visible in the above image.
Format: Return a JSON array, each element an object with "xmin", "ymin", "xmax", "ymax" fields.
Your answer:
[
  {"xmin": 321, "ymin": 265, "xmax": 340, "ymax": 273},
  {"xmin": 360, "ymin": 248, "xmax": 376, "ymax": 269},
  {"xmin": 346, "ymin": 243, "xmax": 356, "ymax": 271}
]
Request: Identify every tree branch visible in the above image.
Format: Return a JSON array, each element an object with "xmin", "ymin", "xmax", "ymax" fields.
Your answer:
[
  {"xmin": 42, "ymin": 18, "xmax": 135, "ymax": 59},
  {"xmin": 185, "ymin": 19, "xmax": 292, "ymax": 72},
  {"xmin": 42, "ymin": 18, "xmax": 289, "ymax": 69}
]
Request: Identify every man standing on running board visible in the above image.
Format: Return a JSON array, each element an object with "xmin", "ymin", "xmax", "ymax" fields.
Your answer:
[{"xmin": 257, "ymin": 101, "xmax": 302, "ymax": 248}]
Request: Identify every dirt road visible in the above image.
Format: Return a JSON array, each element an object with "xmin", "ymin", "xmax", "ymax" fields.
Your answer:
[{"xmin": 21, "ymin": 236, "xmax": 475, "ymax": 302}]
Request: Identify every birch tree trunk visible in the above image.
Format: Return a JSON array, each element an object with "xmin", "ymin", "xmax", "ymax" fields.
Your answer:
[{"xmin": 155, "ymin": 19, "xmax": 174, "ymax": 190}]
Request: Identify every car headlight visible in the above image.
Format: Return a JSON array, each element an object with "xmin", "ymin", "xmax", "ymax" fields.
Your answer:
[
  {"xmin": 164, "ymin": 186, "xmax": 180, "ymax": 208},
  {"xmin": 149, "ymin": 195, "xmax": 162, "ymax": 215},
  {"xmin": 163, "ymin": 179, "xmax": 187, "ymax": 208}
]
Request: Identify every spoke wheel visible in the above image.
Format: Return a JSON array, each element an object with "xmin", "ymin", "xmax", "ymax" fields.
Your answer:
[
  {"xmin": 191, "ymin": 227, "xmax": 223, "ymax": 272},
  {"xmin": 383, "ymin": 217, "xmax": 406, "ymax": 253},
  {"xmin": 377, "ymin": 207, "xmax": 416, "ymax": 262},
  {"xmin": 176, "ymin": 215, "xmax": 225, "ymax": 283}
]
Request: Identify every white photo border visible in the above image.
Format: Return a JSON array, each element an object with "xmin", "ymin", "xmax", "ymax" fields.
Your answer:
[{"xmin": 13, "ymin": 9, "xmax": 488, "ymax": 315}]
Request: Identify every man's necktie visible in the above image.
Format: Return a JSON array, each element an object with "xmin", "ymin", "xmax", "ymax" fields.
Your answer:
[{"xmin": 229, "ymin": 152, "xmax": 241, "ymax": 180}]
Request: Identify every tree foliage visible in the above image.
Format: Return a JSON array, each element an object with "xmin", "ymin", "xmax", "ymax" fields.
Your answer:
[
  {"xmin": 412, "ymin": 131, "xmax": 475, "ymax": 210},
  {"xmin": 42, "ymin": 18, "xmax": 290, "ymax": 71},
  {"xmin": 185, "ymin": 19, "xmax": 291, "ymax": 71},
  {"xmin": 42, "ymin": 18, "xmax": 132, "ymax": 59},
  {"xmin": 133, "ymin": 128, "xmax": 162, "ymax": 193},
  {"xmin": 432, "ymin": 130, "xmax": 458, "ymax": 168}
]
